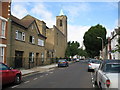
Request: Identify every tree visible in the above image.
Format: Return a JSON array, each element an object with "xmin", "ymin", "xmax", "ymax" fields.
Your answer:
[
  {"xmin": 65, "ymin": 41, "xmax": 80, "ymax": 58},
  {"xmin": 83, "ymin": 24, "xmax": 107, "ymax": 58},
  {"xmin": 78, "ymin": 48, "xmax": 88, "ymax": 58}
]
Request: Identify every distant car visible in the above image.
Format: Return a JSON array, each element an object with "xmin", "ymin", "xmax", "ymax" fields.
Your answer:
[
  {"xmin": 58, "ymin": 59, "xmax": 69, "ymax": 67},
  {"xmin": 0, "ymin": 62, "xmax": 22, "ymax": 85},
  {"xmin": 88, "ymin": 59, "xmax": 102, "ymax": 72},
  {"xmin": 85, "ymin": 59, "xmax": 91, "ymax": 63},
  {"xmin": 76, "ymin": 59, "xmax": 80, "ymax": 62}
]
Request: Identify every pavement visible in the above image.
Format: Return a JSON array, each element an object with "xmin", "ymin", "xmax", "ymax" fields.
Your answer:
[
  {"xmin": 21, "ymin": 61, "xmax": 73, "ymax": 76},
  {"xmin": 21, "ymin": 63, "xmax": 58, "ymax": 76}
]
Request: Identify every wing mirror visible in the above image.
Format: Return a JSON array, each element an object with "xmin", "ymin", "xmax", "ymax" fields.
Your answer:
[{"xmin": 9, "ymin": 67, "xmax": 13, "ymax": 70}]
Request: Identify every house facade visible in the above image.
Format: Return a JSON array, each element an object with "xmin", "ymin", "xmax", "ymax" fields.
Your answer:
[
  {"xmin": 7, "ymin": 15, "xmax": 47, "ymax": 69},
  {"xmin": 102, "ymin": 28, "xmax": 120, "ymax": 60},
  {"xmin": 110, "ymin": 28, "xmax": 120, "ymax": 59},
  {"xmin": 0, "ymin": 1, "xmax": 11, "ymax": 63}
]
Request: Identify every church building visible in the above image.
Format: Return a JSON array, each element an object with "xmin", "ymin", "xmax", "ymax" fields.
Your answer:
[{"xmin": 46, "ymin": 10, "xmax": 67, "ymax": 63}]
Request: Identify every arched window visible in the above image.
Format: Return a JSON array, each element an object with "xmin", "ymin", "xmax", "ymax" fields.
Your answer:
[{"xmin": 60, "ymin": 20, "xmax": 62, "ymax": 26}]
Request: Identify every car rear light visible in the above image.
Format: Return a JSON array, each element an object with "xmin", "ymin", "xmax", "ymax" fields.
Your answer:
[
  {"xmin": 106, "ymin": 79, "xmax": 111, "ymax": 88},
  {"xmin": 88, "ymin": 64, "xmax": 91, "ymax": 65},
  {"xmin": 63, "ymin": 62, "xmax": 66, "ymax": 63}
]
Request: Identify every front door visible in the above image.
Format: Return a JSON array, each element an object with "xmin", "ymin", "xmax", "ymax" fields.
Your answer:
[
  {"xmin": 15, "ymin": 51, "xmax": 23, "ymax": 68},
  {"xmin": 36, "ymin": 53, "xmax": 39, "ymax": 66}
]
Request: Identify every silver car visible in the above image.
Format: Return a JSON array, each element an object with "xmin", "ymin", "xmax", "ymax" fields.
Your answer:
[{"xmin": 88, "ymin": 59, "xmax": 102, "ymax": 72}]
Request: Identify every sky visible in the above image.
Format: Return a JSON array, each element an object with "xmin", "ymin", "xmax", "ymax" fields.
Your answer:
[{"xmin": 11, "ymin": 1, "xmax": 118, "ymax": 47}]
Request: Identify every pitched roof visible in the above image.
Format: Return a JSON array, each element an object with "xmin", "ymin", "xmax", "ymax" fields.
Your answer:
[
  {"xmin": 11, "ymin": 15, "xmax": 35, "ymax": 28},
  {"xmin": 11, "ymin": 15, "xmax": 47, "ymax": 39}
]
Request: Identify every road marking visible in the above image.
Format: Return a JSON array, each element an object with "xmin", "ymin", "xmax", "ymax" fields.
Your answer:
[
  {"xmin": 91, "ymin": 72, "xmax": 95, "ymax": 88},
  {"xmin": 24, "ymin": 81, "xmax": 30, "ymax": 84},
  {"xmin": 33, "ymin": 78, "xmax": 38, "ymax": 80},
  {"xmin": 91, "ymin": 72, "xmax": 93, "ymax": 76},
  {"xmin": 59, "ymin": 68, "xmax": 64, "ymax": 69},
  {"xmin": 39, "ymin": 71, "xmax": 44, "ymax": 73},
  {"xmin": 46, "ymin": 70, "xmax": 50, "ymax": 72},
  {"xmin": 45, "ymin": 74, "xmax": 48, "ymax": 76},
  {"xmin": 40, "ymin": 75, "xmax": 44, "ymax": 77},
  {"xmin": 50, "ymin": 69, "xmax": 54, "ymax": 71},
  {"xmin": 49, "ymin": 72, "xmax": 53, "ymax": 74},
  {"xmin": 11, "ymin": 85, "xmax": 19, "ymax": 88}
]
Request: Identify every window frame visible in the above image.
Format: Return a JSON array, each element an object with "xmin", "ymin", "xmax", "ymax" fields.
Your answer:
[
  {"xmin": 16, "ymin": 30, "xmax": 25, "ymax": 41},
  {"xmin": 38, "ymin": 39, "xmax": 44, "ymax": 46},
  {"xmin": 29, "ymin": 36, "xmax": 35, "ymax": 44},
  {"xmin": 29, "ymin": 52, "xmax": 34, "ymax": 62},
  {"xmin": 0, "ymin": 47, "xmax": 4, "ymax": 63},
  {"xmin": 1, "ymin": 20, "xmax": 6, "ymax": 38}
]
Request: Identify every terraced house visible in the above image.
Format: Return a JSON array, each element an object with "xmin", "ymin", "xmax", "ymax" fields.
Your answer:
[
  {"xmin": 0, "ymin": 1, "xmax": 11, "ymax": 64},
  {"xmin": 7, "ymin": 15, "xmax": 47, "ymax": 69},
  {"xmin": 5, "ymin": 5, "xmax": 67, "ymax": 69}
]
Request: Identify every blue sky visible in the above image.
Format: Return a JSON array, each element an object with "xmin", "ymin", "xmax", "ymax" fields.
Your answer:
[{"xmin": 11, "ymin": 1, "xmax": 118, "ymax": 46}]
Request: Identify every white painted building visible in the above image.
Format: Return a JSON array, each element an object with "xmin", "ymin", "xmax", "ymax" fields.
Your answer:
[{"xmin": 110, "ymin": 28, "xmax": 120, "ymax": 59}]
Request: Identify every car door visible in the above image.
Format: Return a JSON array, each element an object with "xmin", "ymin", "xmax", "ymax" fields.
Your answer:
[{"xmin": 1, "ymin": 63, "xmax": 14, "ymax": 84}]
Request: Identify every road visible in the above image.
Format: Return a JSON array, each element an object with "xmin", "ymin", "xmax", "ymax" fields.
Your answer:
[{"xmin": 3, "ymin": 62, "xmax": 96, "ymax": 89}]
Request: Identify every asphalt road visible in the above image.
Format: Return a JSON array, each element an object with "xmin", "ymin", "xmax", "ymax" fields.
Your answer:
[{"xmin": 3, "ymin": 62, "xmax": 96, "ymax": 89}]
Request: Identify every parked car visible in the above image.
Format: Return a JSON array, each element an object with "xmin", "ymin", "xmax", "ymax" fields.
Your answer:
[
  {"xmin": 0, "ymin": 62, "xmax": 22, "ymax": 85},
  {"xmin": 88, "ymin": 59, "xmax": 102, "ymax": 72},
  {"xmin": 58, "ymin": 59, "xmax": 69, "ymax": 67},
  {"xmin": 95, "ymin": 60, "xmax": 120, "ymax": 89},
  {"xmin": 76, "ymin": 59, "xmax": 80, "ymax": 62},
  {"xmin": 72, "ymin": 58, "xmax": 77, "ymax": 62}
]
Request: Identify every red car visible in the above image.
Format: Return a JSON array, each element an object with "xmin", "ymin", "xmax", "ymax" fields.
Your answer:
[{"xmin": 0, "ymin": 62, "xmax": 22, "ymax": 85}]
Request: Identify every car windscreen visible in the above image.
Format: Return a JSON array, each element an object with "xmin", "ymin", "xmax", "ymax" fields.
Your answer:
[
  {"xmin": 0, "ymin": 63, "xmax": 9, "ymax": 70},
  {"xmin": 58, "ymin": 60, "xmax": 66, "ymax": 62},
  {"xmin": 105, "ymin": 64, "xmax": 120, "ymax": 73},
  {"xmin": 90, "ymin": 60, "xmax": 101, "ymax": 64}
]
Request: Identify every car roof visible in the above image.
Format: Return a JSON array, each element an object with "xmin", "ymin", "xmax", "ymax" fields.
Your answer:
[
  {"xmin": 58, "ymin": 59, "xmax": 67, "ymax": 61},
  {"xmin": 102, "ymin": 60, "xmax": 120, "ymax": 64}
]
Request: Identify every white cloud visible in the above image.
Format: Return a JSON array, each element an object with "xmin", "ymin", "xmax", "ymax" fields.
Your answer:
[
  {"xmin": 11, "ymin": 4, "xmax": 28, "ymax": 19},
  {"xmin": 30, "ymin": 3, "xmax": 55, "ymax": 27},
  {"xmin": 68, "ymin": 24, "xmax": 90, "ymax": 46},
  {"xmin": 11, "ymin": 2, "xmax": 55, "ymax": 27},
  {"xmin": 62, "ymin": 3, "xmax": 91, "ymax": 23}
]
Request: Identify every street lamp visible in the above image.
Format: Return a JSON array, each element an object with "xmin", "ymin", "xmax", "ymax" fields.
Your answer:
[{"xmin": 97, "ymin": 37, "xmax": 104, "ymax": 59}]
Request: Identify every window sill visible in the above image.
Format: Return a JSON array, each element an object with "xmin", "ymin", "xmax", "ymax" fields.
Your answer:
[
  {"xmin": 29, "ymin": 42, "xmax": 35, "ymax": 45},
  {"xmin": 38, "ymin": 45, "xmax": 45, "ymax": 47},
  {"xmin": 15, "ymin": 39, "xmax": 25, "ymax": 42},
  {"xmin": 0, "ymin": 36, "xmax": 6, "ymax": 39}
]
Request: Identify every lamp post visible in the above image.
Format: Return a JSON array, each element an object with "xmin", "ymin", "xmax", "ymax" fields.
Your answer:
[{"xmin": 97, "ymin": 37, "xmax": 104, "ymax": 59}]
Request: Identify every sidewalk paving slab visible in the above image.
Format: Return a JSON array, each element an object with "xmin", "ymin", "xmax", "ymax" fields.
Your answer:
[
  {"xmin": 21, "ymin": 61, "xmax": 72, "ymax": 76},
  {"xmin": 21, "ymin": 64, "xmax": 58, "ymax": 76}
]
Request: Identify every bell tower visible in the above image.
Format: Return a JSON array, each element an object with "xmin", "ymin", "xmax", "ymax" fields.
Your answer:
[{"xmin": 56, "ymin": 9, "xmax": 67, "ymax": 37}]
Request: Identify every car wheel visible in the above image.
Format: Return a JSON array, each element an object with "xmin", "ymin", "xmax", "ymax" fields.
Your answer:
[{"xmin": 14, "ymin": 74, "xmax": 21, "ymax": 84}]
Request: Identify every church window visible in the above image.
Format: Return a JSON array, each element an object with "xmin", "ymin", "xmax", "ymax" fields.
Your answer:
[{"xmin": 60, "ymin": 20, "xmax": 62, "ymax": 26}]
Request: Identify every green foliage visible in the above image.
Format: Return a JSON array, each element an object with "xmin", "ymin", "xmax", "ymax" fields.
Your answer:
[
  {"xmin": 83, "ymin": 24, "xmax": 107, "ymax": 58},
  {"xmin": 65, "ymin": 41, "xmax": 80, "ymax": 57},
  {"xmin": 114, "ymin": 38, "xmax": 120, "ymax": 53},
  {"xmin": 78, "ymin": 48, "xmax": 88, "ymax": 57}
]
